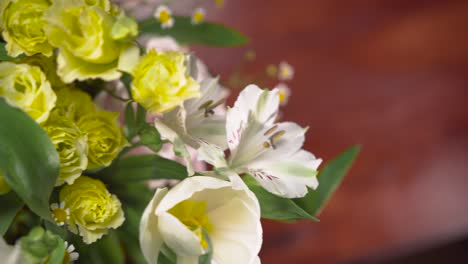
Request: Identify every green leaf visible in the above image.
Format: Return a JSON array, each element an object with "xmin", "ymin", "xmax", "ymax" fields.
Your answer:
[
  {"xmin": 136, "ymin": 104, "xmax": 147, "ymax": 130},
  {"xmin": 244, "ymin": 175, "xmax": 319, "ymax": 222},
  {"xmin": 117, "ymin": 205, "xmax": 148, "ymax": 264},
  {"xmin": 0, "ymin": 99, "xmax": 60, "ymax": 220},
  {"xmin": 47, "ymin": 240, "xmax": 66, "ymax": 264},
  {"xmin": 159, "ymin": 244, "xmax": 177, "ymax": 264},
  {"xmin": 139, "ymin": 16, "xmax": 248, "ymax": 47},
  {"xmin": 139, "ymin": 124, "xmax": 162, "ymax": 152},
  {"xmin": 198, "ymin": 229, "xmax": 213, "ymax": 264},
  {"xmin": 0, "ymin": 42, "xmax": 24, "ymax": 61},
  {"xmin": 84, "ymin": 232, "xmax": 125, "ymax": 264},
  {"xmin": 294, "ymin": 145, "xmax": 361, "ymax": 216},
  {"xmin": 120, "ymin": 72, "xmax": 133, "ymax": 98},
  {"xmin": 124, "ymin": 103, "xmax": 137, "ymax": 140},
  {"xmin": 98, "ymin": 154, "xmax": 187, "ymax": 183},
  {"xmin": 0, "ymin": 191, "xmax": 23, "ymax": 235}
]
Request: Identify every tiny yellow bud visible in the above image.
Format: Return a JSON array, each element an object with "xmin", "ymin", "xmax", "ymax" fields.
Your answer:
[{"xmin": 266, "ymin": 64, "xmax": 278, "ymax": 77}]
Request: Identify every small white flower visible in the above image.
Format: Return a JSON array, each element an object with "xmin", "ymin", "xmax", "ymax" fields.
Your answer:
[
  {"xmin": 64, "ymin": 241, "xmax": 79, "ymax": 263},
  {"xmin": 200, "ymin": 85, "xmax": 322, "ymax": 198},
  {"xmin": 274, "ymin": 83, "xmax": 291, "ymax": 106},
  {"xmin": 155, "ymin": 75, "xmax": 229, "ymax": 175},
  {"xmin": 191, "ymin": 8, "xmax": 206, "ymax": 25},
  {"xmin": 50, "ymin": 202, "xmax": 70, "ymax": 226},
  {"xmin": 154, "ymin": 5, "xmax": 174, "ymax": 29},
  {"xmin": 139, "ymin": 176, "xmax": 262, "ymax": 264},
  {"xmin": 278, "ymin": 61, "xmax": 294, "ymax": 81}
]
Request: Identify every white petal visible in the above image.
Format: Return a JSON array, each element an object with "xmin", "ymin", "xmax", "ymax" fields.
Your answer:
[
  {"xmin": 139, "ymin": 188, "xmax": 168, "ymax": 264},
  {"xmin": 0, "ymin": 239, "xmax": 22, "ymax": 264},
  {"xmin": 177, "ymin": 255, "xmax": 199, "ymax": 264},
  {"xmin": 252, "ymin": 256, "xmax": 261, "ymax": 264},
  {"xmin": 233, "ymin": 85, "xmax": 279, "ymax": 125},
  {"xmin": 225, "ymin": 106, "xmax": 246, "ymax": 152},
  {"xmin": 249, "ymin": 150, "xmax": 322, "ymax": 198},
  {"xmin": 155, "ymin": 118, "xmax": 195, "ymax": 175},
  {"xmin": 197, "ymin": 141, "xmax": 227, "ymax": 168},
  {"xmin": 158, "ymin": 212, "xmax": 204, "ymax": 256},
  {"xmin": 252, "ymin": 122, "xmax": 306, "ymax": 163},
  {"xmin": 208, "ymin": 197, "xmax": 262, "ymax": 264},
  {"xmin": 189, "ymin": 115, "xmax": 227, "ymax": 149},
  {"xmin": 155, "ymin": 177, "xmax": 231, "ymax": 214}
]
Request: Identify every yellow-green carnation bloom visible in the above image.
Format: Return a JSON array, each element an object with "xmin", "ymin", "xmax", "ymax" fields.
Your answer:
[
  {"xmin": 43, "ymin": 0, "xmax": 139, "ymax": 83},
  {"xmin": 0, "ymin": 62, "xmax": 56, "ymax": 123},
  {"xmin": 131, "ymin": 50, "xmax": 200, "ymax": 113},
  {"xmin": 77, "ymin": 111, "xmax": 127, "ymax": 169},
  {"xmin": 60, "ymin": 176, "xmax": 125, "ymax": 244},
  {"xmin": 19, "ymin": 55, "xmax": 67, "ymax": 90},
  {"xmin": 0, "ymin": 0, "xmax": 53, "ymax": 57},
  {"xmin": 53, "ymin": 87, "xmax": 97, "ymax": 122},
  {"xmin": 43, "ymin": 114, "xmax": 88, "ymax": 186},
  {"xmin": 0, "ymin": 171, "xmax": 11, "ymax": 195}
]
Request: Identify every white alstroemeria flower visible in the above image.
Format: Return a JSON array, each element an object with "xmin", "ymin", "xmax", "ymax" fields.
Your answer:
[
  {"xmin": 0, "ymin": 239, "xmax": 22, "ymax": 264},
  {"xmin": 155, "ymin": 77, "xmax": 228, "ymax": 175},
  {"xmin": 154, "ymin": 5, "xmax": 174, "ymax": 29},
  {"xmin": 140, "ymin": 176, "xmax": 262, "ymax": 264},
  {"xmin": 200, "ymin": 85, "xmax": 322, "ymax": 198}
]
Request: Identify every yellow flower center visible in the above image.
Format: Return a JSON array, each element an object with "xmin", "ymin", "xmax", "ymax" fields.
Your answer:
[
  {"xmin": 216, "ymin": 0, "xmax": 224, "ymax": 7},
  {"xmin": 280, "ymin": 68, "xmax": 291, "ymax": 79},
  {"xmin": 278, "ymin": 90, "xmax": 286, "ymax": 103},
  {"xmin": 159, "ymin": 10, "xmax": 171, "ymax": 24},
  {"xmin": 193, "ymin": 12, "xmax": 204, "ymax": 23},
  {"xmin": 168, "ymin": 200, "xmax": 213, "ymax": 248},
  {"xmin": 52, "ymin": 208, "xmax": 68, "ymax": 224}
]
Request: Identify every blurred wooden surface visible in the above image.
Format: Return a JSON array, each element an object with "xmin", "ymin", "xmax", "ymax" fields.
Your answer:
[{"xmin": 192, "ymin": 0, "xmax": 468, "ymax": 263}]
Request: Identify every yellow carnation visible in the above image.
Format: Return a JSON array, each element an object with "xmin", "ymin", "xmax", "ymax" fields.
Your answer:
[
  {"xmin": 43, "ymin": 114, "xmax": 88, "ymax": 186},
  {"xmin": 0, "ymin": 62, "xmax": 56, "ymax": 124},
  {"xmin": 0, "ymin": 0, "xmax": 53, "ymax": 57},
  {"xmin": 77, "ymin": 111, "xmax": 127, "ymax": 169},
  {"xmin": 131, "ymin": 50, "xmax": 200, "ymax": 113},
  {"xmin": 60, "ymin": 176, "xmax": 125, "ymax": 244},
  {"xmin": 43, "ymin": 0, "xmax": 139, "ymax": 83},
  {"xmin": 53, "ymin": 87, "xmax": 97, "ymax": 122}
]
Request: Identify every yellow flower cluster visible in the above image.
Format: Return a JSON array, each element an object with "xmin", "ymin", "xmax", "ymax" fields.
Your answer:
[
  {"xmin": 44, "ymin": 87, "xmax": 127, "ymax": 184},
  {"xmin": 1, "ymin": 0, "xmax": 139, "ymax": 83}
]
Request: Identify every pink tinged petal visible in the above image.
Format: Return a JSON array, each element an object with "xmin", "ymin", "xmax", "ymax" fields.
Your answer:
[{"xmin": 249, "ymin": 150, "xmax": 322, "ymax": 198}]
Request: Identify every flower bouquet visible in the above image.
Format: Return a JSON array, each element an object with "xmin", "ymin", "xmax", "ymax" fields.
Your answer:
[{"xmin": 0, "ymin": 0, "xmax": 359, "ymax": 263}]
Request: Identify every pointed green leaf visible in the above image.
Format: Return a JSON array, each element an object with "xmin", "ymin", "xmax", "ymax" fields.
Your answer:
[
  {"xmin": 139, "ymin": 16, "xmax": 248, "ymax": 47},
  {"xmin": 294, "ymin": 145, "xmax": 361, "ymax": 216},
  {"xmin": 124, "ymin": 103, "xmax": 137, "ymax": 140},
  {"xmin": 97, "ymin": 154, "xmax": 187, "ymax": 183},
  {"xmin": 0, "ymin": 99, "xmax": 60, "ymax": 220},
  {"xmin": 0, "ymin": 191, "xmax": 23, "ymax": 235},
  {"xmin": 244, "ymin": 175, "xmax": 319, "ymax": 222}
]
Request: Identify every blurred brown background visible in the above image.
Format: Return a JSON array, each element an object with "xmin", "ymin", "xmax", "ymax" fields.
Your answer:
[{"xmin": 191, "ymin": 0, "xmax": 468, "ymax": 263}]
